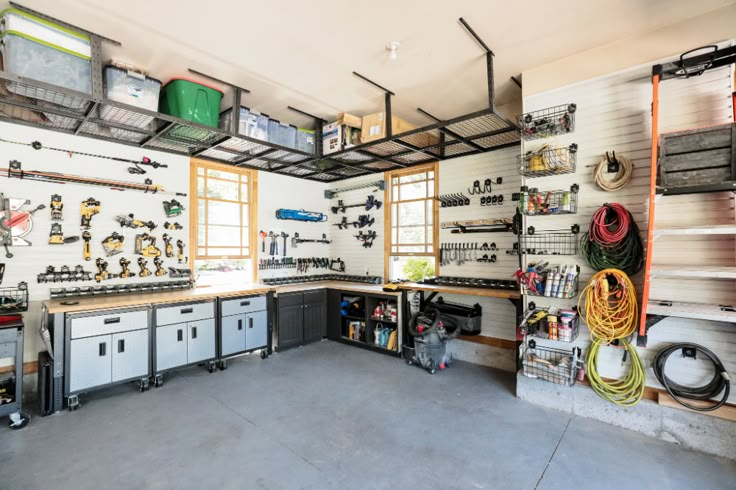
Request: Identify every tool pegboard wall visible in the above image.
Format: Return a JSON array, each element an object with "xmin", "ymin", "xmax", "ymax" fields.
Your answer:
[
  {"xmin": 436, "ymin": 147, "xmax": 521, "ymax": 345},
  {"xmin": 0, "ymin": 121, "xmax": 191, "ymax": 305}
]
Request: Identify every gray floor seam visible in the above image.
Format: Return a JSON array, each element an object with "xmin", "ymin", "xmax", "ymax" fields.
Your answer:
[{"xmin": 534, "ymin": 416, "xmax": 573, "ymax": 489}]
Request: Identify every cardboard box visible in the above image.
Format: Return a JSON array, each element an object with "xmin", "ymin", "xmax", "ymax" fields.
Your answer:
[
  {"xmin": 361, "ymin": 112, "xmax": 416, "ymax": 143},
  {"xmin": 336, "ymin": 112, "xmax": 362, "ymax": 129},
  {"xmin": 322, "ymin": 121, "xmax": 362, "ymax": 155}
]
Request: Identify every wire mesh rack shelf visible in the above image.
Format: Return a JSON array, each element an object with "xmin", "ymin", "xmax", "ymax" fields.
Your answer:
[
  {"xmin": 519, "ymin": 306, "xmax": 580, "ymax": 343},
  {"xmin": 515, "ymin": 184, "xmax": 579, "ymax": 216},
  {"xmin": 518, "ymin": 225, "xmax": 580, "ymax": 255},
  {"xmin": 0, "ymin": 282, "xmax": 29, "ymax": 313},
  {"xmin": 521, "ymin": 339, "xmax": 580, "ymax": 385},
  {"xmin": 518, "ymin": 103, "xmax": 576, "ymax": 141},
  {"xmin": 518, "ymin": 143, "xmax": 577, "ymax": 178},
  {"xmin": 518, "ymin": 264, "xmax": 580, "ymax": 299}
]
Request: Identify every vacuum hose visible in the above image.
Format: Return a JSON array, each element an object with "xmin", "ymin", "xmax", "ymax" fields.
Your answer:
[
  {"xmin": 586, "ymin": 337, "xmax": 646, "ymax": 407},
  {"xmin": 653, "ymin": 343, "xmax": 731, "ymax": 412},
  {"xmin": 408, "ymin": 310, "xmax": 440, "ymax": 337}
]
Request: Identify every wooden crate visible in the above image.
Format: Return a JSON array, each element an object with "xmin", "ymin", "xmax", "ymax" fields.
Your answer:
[{"xmin": 659, "ymin": 123, "xmax": 736, "ymax": 191}]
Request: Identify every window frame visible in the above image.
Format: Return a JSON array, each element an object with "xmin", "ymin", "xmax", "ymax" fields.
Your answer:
[
  {"xmin": 190, "ymin": 158, "xmax": 258, "ymax": 280},
  {"xmin": 383, "ymin": 162, "xmax": 439, "ymax": 280}
]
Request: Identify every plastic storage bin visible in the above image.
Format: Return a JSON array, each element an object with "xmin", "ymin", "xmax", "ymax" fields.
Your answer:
[
  {"xmin": 295, "ymin": 128, "xmax": 315, "ymax": 154},
  {"xmin": 159, "ymin": 78, "xmax": 223, "ymax": 128},
  {"xmin": 0, "ymin": 32, "xmax": 91, "ymax": 106},
  {"xmin": 219, "ymin": 106, "xmax": 269, "ymax": 142},
  {"xmin": 0, "ymin": 8, "xmax": 90, "ymax": 57},
  {"xmin": 268, "ymin": 119, "xmax": 296, "ymax": 148},
  {"xmin": 100, "ymin": 66, "xmax": 161, "ymax": 129}
]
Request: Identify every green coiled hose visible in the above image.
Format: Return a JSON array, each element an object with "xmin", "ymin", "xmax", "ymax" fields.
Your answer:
[{"xmin": 586, "ymin": 337, "xmax": 646, "ymax": 407}]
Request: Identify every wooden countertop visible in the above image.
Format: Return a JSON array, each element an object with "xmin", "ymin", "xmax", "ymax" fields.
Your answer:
[
  {"xmin": 43, "ymin": 283, "xmax": 273, "ymax": 314},
  {"xmin": 398, "ymin": 282, "xmax": 521, "ymax": 300},
  {"xmin": 44, "ymin": 281, "xmax": 402, "ymax": 314},
  {"xmin": 274, "ymin": 281, "xmax": 402, "ymax": 297}
]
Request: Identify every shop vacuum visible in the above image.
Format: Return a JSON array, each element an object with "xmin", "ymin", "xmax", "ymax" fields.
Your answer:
[{"xmin": 405, "ymin": 297, "xmax": 482, "ymax": 374}]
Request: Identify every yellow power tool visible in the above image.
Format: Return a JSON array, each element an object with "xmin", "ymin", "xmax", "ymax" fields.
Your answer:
[
  {"xmin": 102, "ymin": 232, "xmax": 125, "ymax": 257},
  {"xmin": 134, "ymin": 233, "xmax": 161, "ymax": 258},
  {"xmin": 82, "ymin": 231, "xmax": 92, "ymax": 261},
  {"xmin": 137, "ymin": 257, "xmax": 152, "ymax": 277},
  {"xmin": 80, "ymin": 197, "xmax": 100, "ymax": 229},
  {"xmin": 119, "ymin": 257, "xmax": 135, "ymax": 279},
  {"xmin": 162, "ymin": 233, "xmax": 174, "ymax": 258},
  {"xmin": 153, "ymin": 256, "xmax": 167, "ymax": 276},
  {"xmin": 48, "ymin": 223, "xmax": 79, "ymax": 245},
  {"xmin": 176, "ymin": 239, "xmax": 186, "ymax": 264}
]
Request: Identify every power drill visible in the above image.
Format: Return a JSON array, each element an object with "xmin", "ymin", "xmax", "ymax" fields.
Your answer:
[
  {"xmin": 153, "ymin": 256, "xmax": 167, "ymax": 277},
  {"xmin": 137, "ymin": 257, "xmax": 152, "ymax": 277},
  {"xmin": 164, "ymin": 221, "xmax": 182, "ymax": 230},
  {"xmin": 162, "ymin": 233, "xmax": 174, "ymax": 258},
  {"xmin": 176, "ymin": 239, "xmax": 186, "ymax": 264},
  {"xmin": 80, "ymin": 198, "xmax": 100, "ymax": 229},
  {"xmin": 134, "ymin": 233, "xmax": 161, "ymax": 258},
  {"xmin": 119, "ymin": 257, "xmax": 135, "ymax": 279},
  {"xmin": 94, "ymin": 258, "xmax": 109, "ymax": 283},
  {"xmin": 50, "ymin": 194, "xmax": 63, "ymax": 221}
]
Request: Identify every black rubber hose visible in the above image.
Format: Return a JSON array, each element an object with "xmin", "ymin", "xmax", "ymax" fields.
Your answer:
[
  {"xmin": 652, "ymin": 343, "xmax": 730, "ymax": 412},
  {"xmin": 408, "ymin": 310, "xmax": 440, "ymax": 337}
]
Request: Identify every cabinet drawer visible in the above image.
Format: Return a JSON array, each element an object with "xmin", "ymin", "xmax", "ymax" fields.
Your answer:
[
  {"xmin": 0, "ymin": 341, "xmax": 15, "ymax": 358},
  {"xmin": 221, "ymin": 295, "xmax": 267, "ymax": 317},
  {"xmin": 70, "ymin": 310, "xmax": 148, "ymax": 339},
  {"xmin": 0, "ymin": 327, "xmax": 19, "ymax": 344},
  {"xmin": 278, "ymin": 292, "xmax": 303, "ymax": 307},
  {"xmin": 155, "ymin": 301, "xmax": 214, "ymax": 326}
]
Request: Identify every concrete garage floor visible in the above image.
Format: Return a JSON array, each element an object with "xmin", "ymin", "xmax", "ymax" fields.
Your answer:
[{"xmin": 2, "ymin": 341, "xmax": 735, "ymax": 490}]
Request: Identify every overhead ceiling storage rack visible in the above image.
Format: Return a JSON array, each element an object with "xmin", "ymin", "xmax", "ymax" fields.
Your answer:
[{"xmin": 0, "ymin": 4, "xmax": 519, "ymax": 182}]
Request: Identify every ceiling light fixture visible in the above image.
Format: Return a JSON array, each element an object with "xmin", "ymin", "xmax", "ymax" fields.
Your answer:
[{"xmin": 386, "ymin": 41, "xmax": 400, "ymax": 61}]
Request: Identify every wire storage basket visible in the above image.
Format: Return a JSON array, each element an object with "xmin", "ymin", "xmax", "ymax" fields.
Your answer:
[
  {"xmin": 517, "ymin": 184, "xmax": 579, "ymax": 216},
  {"xmin": 518, "ymin": 144, "xmax": 577, "ymax": 178},
  {"xmin": 0, "ymin": 282, "xmax": 29, "ymax": 313},
  {"xmin": 518, "ymin": 104, "xmax": 576, "ymax": 141},
  {"xmin": 518, "ymin": 225, "xmax": 580, "ymax": 255},
  {"xmin": 519, "ymin": 307, "xmax": 580, "ymax": 342},
  {"xmin": 521, "ymin": 340, "xmax": 580, "ymax": 386}
]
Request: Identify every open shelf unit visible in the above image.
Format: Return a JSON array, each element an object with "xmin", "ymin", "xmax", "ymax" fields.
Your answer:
[
  {"xmin": 0, "ymin": 6, "xmax": 519, "ymax": 182},
  {"xmin": 335, "ymin": 292, "xmax": 401, "ymax": 355}
]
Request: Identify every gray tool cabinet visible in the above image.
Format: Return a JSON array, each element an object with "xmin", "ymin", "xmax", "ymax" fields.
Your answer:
[
  {"xmin": 64, "ymin": 307, "xmax": 150, "ymax": 411},
  {"xmin": 153, "ymin": 300, "xmax": 216, "ymax": 386},
  {"xmin": 217, "ymin": 293, "xmax": 272, "ymax": 369},
  {"xmin": 0, "ymin": 318, "xmax": 29, "ymax": 429}
]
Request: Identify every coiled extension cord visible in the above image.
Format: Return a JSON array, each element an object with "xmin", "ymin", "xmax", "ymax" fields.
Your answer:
[{"xmin": 653, "ymin": 343, "xmax": 731, "ymax": 412}]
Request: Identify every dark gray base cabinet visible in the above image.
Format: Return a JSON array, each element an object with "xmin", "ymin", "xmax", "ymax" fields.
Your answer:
[{"xmin": 277, "ymin": 290, "xmax": 326, "ymax": 351}]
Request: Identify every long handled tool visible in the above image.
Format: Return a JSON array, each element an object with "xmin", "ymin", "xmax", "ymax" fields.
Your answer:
[
  {"xmin": 2, "ymin": 161, "xmax": 187, "ymax": 196},
  {"xmin": 0, "ymin": 138, "xmax": 168, "ymax": 174}
]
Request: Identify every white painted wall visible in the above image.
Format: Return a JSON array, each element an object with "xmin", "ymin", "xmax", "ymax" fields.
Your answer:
[
  {"xmin": 522, "ymin": 55, "xmax": 736, "ymax": 402},
  {"xmin": 0, "ymin": 121, "xmax": 190, "ymax": 368},
  {"xmin": 256, "ymin": 171, "xmax": 331, "ymax": 281}
]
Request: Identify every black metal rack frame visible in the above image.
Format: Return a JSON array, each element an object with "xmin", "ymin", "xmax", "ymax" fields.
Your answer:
[{"xmin": 0, "ymin": 5, "xmax": 519, "ymax": 182}]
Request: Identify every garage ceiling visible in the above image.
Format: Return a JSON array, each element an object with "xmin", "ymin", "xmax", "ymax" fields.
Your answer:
[{"xmin": 12, "ymin": 0, "xmax": 736, "ymax": 128}]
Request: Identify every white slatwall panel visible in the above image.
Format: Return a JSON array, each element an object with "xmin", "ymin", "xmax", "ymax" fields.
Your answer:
[
  {"xmin": 523, "ymin": 56, "xmax": 736, "ymax": 403},
  {"xmin": 437, "ymin": 149, "xmax": 521, "ymax": 340},
  {"xmin": 326, "ymin": 173, "xmax": 384, "ymax": 277}
]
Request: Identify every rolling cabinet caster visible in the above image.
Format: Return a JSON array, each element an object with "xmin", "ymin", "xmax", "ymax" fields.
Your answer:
[
  {"xmin": 260, "ymin": 350, "xmax": 268, "ymax": 360},
  {"xmin": 207, "ymin": 361, "xmax": 216, "ymax": 373},
  {"xmin": 154, "ymin": 374, "xmax": 164, "ymax": 388},
  {"xmin": 8, "ymin": 411, "xmax": 30, "ymax": 430},
  {"xmin": 68, "ymin": 394, "xmax": 80, "ymax": 411},
  {"xmin": 218, "ymin": 360, "xmax": 228, "ymax": 371},
  {"xmin": 138, "ymin": 378, "xmax": 150, "ymax": 392}
]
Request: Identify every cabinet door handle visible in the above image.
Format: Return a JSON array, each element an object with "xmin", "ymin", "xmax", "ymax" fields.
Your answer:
[
  {"xmin": 99, "ymin": 342, "xmax": 106, "ymax": 356},
  {"xmin": 180, "ymin": 308, "xmax": 194, "ymax": 314},
  {"xmin": 240, "ymin": 300, "xmax": 251, "ymax": 306},
  {"xmin": 118, "ymin": 339, "xmax": 125, "ymax": 353},
  {"xmin": 177, "ymin": 329, "xmax": 183, "ymax": 342},
  {"xmin": 192, "ymin": 326, "xmax": 197, "ymax": 339},
  {"xmin": 238, "ymin": 319, "xmax": 243, "ymax": 330},
  {"xmin": 104, "ymin": 317, "xmax": 120, "ymax": 324},
  {"xmin": 249, "ymin": 317, "xmax": 253, "ymax": 329}
]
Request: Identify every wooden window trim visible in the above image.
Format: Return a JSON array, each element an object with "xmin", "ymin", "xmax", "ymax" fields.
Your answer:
[
  {"xmin": 190, "ymin": 158, "xmax": 259, "ymax": 283},
  {"xmin": 384, "ymin": 162, "xmax": 439, "ymax": 280}
]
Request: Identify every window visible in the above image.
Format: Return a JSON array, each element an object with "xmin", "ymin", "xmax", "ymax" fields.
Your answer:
[
  {"xmin": 191, "ymin": 158, "xmax": 257, "ymax": 283},
  {"xmin": 384, "ymin": 163, "xmax": 438, "ymax": 281}
]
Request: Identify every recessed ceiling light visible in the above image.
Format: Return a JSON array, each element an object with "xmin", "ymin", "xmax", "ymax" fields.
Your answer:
[{"xmin": 386, "ymin": 41, "xmax": 400, "ymax": 61}]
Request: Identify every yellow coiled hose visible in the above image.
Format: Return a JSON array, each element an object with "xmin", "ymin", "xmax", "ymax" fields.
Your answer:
[
  {"xmin": 578, "ymin": 269, "xmax": 638, "ymax": 343},
  {"xmin": 586, "ymin": 337, "xmax": 645, "ymax": 406}
]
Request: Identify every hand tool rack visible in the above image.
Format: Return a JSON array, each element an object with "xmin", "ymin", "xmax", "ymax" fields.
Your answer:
[{"xmin": 0, "ymin": 5, "xmax": 518, "ymax": 183}]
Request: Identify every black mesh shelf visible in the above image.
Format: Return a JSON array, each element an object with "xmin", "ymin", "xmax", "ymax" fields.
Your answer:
[
  {"xmin": 518, "ymin": 144, "xmax": 577, "ymax": 178},
  {"xmin": 518, "ymin": 225, "xmax": 580, "ymax": 255},
  {"xmin": 518, "ymin": 104, "xmax": 576, "ymax": 141},
  {"xmin": 515, "ymin": 184, "xmax": 579, "ymax": 216},
  {"xmin": 521, "ymin": 340, "xmax": 580, "ymax": 386}
]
